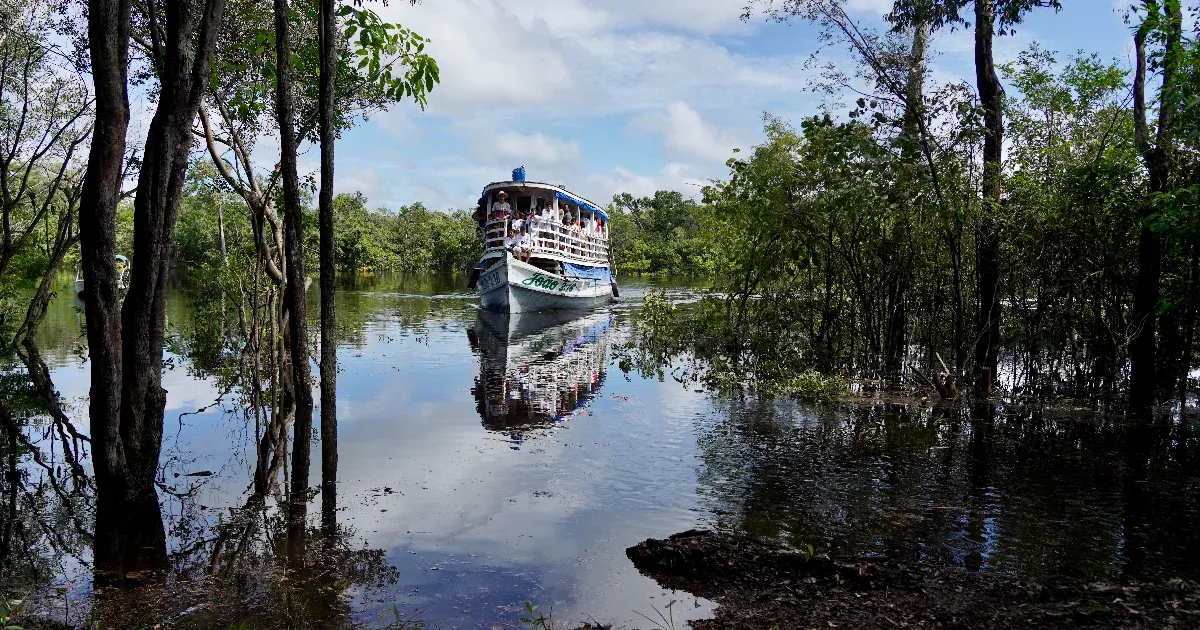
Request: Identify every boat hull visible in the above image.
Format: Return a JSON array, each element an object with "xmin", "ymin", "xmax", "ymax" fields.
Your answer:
[{"xmin": 477, "ymin": 255, "xmax": 614, "ymax": 313}]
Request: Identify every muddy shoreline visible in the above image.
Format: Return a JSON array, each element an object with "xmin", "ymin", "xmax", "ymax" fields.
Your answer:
[{"xmin": 625, "ymin": 530, "xmax": 1200, "ymax": 629}]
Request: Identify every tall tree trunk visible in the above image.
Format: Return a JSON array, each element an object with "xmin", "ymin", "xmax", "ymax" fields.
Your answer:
[
  {"xmin": 78, "ymin": 0, "xmax": 150, "ymax": 580},
  {"xmin": 884, "ymin": 18, "xmax": 929, "ymax": 378},
  {"xmin": 275, "ymin": 0, "xmax": 315, "ymax": 568},
  {"xmin": 1179, "ymin": 243, "xmax": 1198, "ymax": 402},
  {"xmin": 317, "ymin": 0, "xmax": 338, "ymax": 538},
  {"xmin": 81, "ymin": 0, "xmax": 226, "ymax": 581},
  {"xmin": 78, "ymin": 0, "xmax": 129, "ymax": 529},
  {"xmin": 1128, "ymin": 0, "xmax": 1182, "ymax": 414},
  {"xmin": 120, "ymin": 0, "xmax": 225, "ymax": 553},
  {"xmin": 973, "ymin": 0, "xmax": 1003, "ymax": 395}
]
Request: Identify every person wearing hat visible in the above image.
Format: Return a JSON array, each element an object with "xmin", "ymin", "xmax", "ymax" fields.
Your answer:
[{"xmin": 490, "ymin": 190, "xmax": 511, "ymax": 221}]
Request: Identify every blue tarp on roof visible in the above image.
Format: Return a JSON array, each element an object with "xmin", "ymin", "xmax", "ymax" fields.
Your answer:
[
  {"xmin": 562, "ymin": 262, "xmax": 613, "ymax": 284},
  {"xmin": 554, "ymin": 191, "xmax": 609, "ymax": 221}
]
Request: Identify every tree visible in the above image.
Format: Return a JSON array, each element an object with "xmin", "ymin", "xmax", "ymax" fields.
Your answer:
[
  {"xmin": 608, "ymin": 191, "xmax": 713, "ymax": 275},
  {"xmin": 189, "ymin": 0, "xmax": 436, "ymax": 557},
  {"xmin": 271, "ymin": 0, "xmax": 314, "ymax": 570},
  {"xmin": 745, "ymin": 0, "xmax": 975, "ymax": 376},
  {"xmin": 79, "ymin": 0, "xmax": 226, "ymax": 581},
  {"xmin": 0, "ymin": 2, "xmax": 93, "ymax": 569},
  {"xmin": 889, "ymin": 0, "xmax": 1062, "ymax": 391},
  {"xmin": 1128, "ymin": 0, "xmax": 1185, "ymax": 414},
  {"xmin": 318, "ymin": 0, "xmax": 337, "ymax": 539}
]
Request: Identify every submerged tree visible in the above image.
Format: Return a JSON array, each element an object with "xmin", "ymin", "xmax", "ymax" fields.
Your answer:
[
  {"xmin": 658, "ymin": 0, "xmax": 1198, "ymax": 406},
  {"xmin": 1128, "ymin": 0, "xmax": 1186, "ymax": 414},
  {"xmin": 79, "ymin": 0, "xmax": 226, "ymax": 581}
]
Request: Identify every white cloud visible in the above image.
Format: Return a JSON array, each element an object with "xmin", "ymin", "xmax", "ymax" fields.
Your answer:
[
  {"xmin": 477, "ymin": 131, "xmax": 581, "ymax": 168},
  {"xmin": 585, "ymin": 162, "xmax": 710, "ymax": 203},
  {"xmin": 336, "ymin": 162, "xmax": 383, "ymax": 201},
  {"xmin": 374, "ymin": 109, "xmax": 421, "ymax": 142},
  {"xmin": 506, "ymin": 0, "xmax": 747, "ymax": 36},
  {"xmin": 587, "ymin": 166, "xmax": 659, "ymax": 200},
  {"xmin": 375, "ymin": 0, "xmax": 812, "ymax": 121},
  {"xmin": 845, "ymin": 0, "xmax": 896, "ymax": 16},
  {"xmin": 376, "ymin": 0, "xmax": 574, "ymax": 113},
  {"xmin": 637, "ymin": 101, "xmax": 740, "ymax": 164}
]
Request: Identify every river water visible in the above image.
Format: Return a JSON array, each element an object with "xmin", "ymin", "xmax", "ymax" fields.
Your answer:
[{"xmin": 13, "ymin": 274, "xmax": 1200, "ymax": 628}]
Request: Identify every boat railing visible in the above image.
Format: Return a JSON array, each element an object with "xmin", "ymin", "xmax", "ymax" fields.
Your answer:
[{"xmin": 483, "ymin": 218, "xmax": 609, "ymax": 265}]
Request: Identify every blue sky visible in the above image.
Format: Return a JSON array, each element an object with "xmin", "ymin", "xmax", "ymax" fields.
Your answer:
[{"xmin": 315, "ymin": 0, "xmax": 1146, "ymax": 212}]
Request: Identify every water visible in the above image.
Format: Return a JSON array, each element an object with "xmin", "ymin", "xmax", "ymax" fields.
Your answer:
[{"xmin": 8, "ymin": 274, "xmax": 1200, "ymax": 627}]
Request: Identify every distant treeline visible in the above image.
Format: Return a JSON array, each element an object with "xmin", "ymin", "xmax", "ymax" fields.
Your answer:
[
  {"xmin": 607, "ymin": 191, "xmax": 713, "ymax": 275},
  {"xmin": 163, "ymin": 166, "xmax": 482, "ymax": 278},
  {"xmin": 163, "ymin": 170, "xmax": 712, "ymax": 279}
]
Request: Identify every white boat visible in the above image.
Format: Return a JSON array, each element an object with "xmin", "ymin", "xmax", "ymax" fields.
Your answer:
[
  {"xmin": 75, "ymin": 254, "xmax": 130, "ymax": 298},
  {"xmin": 470, "ymin": 174, "xmax": 617, "ymax": 313}
]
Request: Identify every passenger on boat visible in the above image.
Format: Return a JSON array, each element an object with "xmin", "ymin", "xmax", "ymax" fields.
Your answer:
[
  {"xmin": 490, "ymin": 191, "xmax": 511, "ymax": 220},
  {"xmin": 505, "ymin": 227, "xmax": 521, "ymax": 255},
  {"xmin": 533, "ymin": 202, "xmax": 552, "ymax": 246},
  {"xmin": 559, "ymin": 209, "xmax": 573, "ymax": 250},
  {"xmin": 515, "ymin": 228, "xmax": 533, "ymax": 262},
  {"xmin": 570, "ymin": 214, "xmax": 583, "ymax": 255}
]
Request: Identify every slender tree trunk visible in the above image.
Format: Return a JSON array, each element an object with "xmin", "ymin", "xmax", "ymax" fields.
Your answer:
[
  {"xmin": 121, "ymin": 0, "xmax": 225, "ymax": 546},
  {"xmin": 216, "ymin": 202, "xmax": 229, "ymax": 268},
  {"xmin": 275, "ymin": 0, "xmax": 315, "ymax": 568},
  {"xmin": 973, "ymin": 0, "xmax": 1003, "ymax": 395},
  {"xmin": 81, "ymin": 0, "xmax": 226, "ymax": 582},
  {"xmin": 1129, "ymin": 0, "xmax": 1181, "ymax": 414},
  {"xmin": 950, "ymin": 227, "xmax": 965, "ymax": 375},
  {"xmin": 884, "ymin": 18, "xmax": 929, "ymax": 378},
  {"xmin": 78, "ymin": 0, "xmax": 139, "ymax": 579},
  {"xmin": 317, "ymin": 0, "xmax": 339, "ymax": 538},
  {"xmin": 1179, "ymin": 244, "xmax": 1198, "ymax": 402}
]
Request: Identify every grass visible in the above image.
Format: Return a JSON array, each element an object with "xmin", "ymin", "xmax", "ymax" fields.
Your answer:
[{"xmin": 632, "ymin": 599, "xmax": 677, "ymax": 630}]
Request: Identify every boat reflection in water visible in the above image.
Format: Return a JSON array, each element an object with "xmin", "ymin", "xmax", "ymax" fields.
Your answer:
[{"xmin": 469, "ymin": 309, "xmax": 612, "ymax": 436}]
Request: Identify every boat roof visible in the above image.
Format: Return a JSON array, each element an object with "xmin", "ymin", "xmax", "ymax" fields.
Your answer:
[{"xmin": 482, "ymin": 180, "xmax": 609, "ymax": 221}]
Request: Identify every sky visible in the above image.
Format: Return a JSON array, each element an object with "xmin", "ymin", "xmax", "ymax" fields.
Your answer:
[{"xmin": 311, "ymin": 0, "xmax": 1146, "ymax": 212}]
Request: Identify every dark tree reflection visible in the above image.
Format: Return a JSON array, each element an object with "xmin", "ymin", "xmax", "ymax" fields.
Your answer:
[{"xmin": 694, "ymin": 399, "xmax": 1200, "ymax": 581}]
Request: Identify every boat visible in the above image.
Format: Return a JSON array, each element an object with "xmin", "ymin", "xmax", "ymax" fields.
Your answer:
[
  {"xmin": 467, "ymin": 309, "xmax": 612, "ymax": 433},
  {"xmin": 75, "ymin": 254, "xmax": 130, "ymax": 298},
  {"xmin": 469, "ymin": 170, "xmax": 617, "ymax": 313}
]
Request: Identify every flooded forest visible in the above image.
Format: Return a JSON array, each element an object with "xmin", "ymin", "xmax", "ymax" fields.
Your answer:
[{"xmin": 2, "ymin": 0, "xmax": 1200, "ymax": 628}]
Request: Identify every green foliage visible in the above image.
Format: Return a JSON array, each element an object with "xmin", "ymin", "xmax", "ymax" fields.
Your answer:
[
  {"xmin": 887, "ymin": 0, "xmax": 1063, "ymax": 34},
  {"xmin": 608, "ymin": 190, "xmax": 713, "ymax": 275},
  {"xmin": 314, "ymin": 193, "xmax": 481, "ymax": 275},
  {"xmin": 205, "ymin": 0, "xmax": 438, "ymax": 164},
  {"xmin": 339, "ymin": 4, "xmax": 439, "ymax": 109},
  {"xmin": 519, "ymin": 601, "xmax": 553, "ymax": 629},
  {"xmin": 625, "ymin": 29, "xmax": 1200, "ymax": 405},
  {"xmin": 0, "ymin": 598, "xmax": 23, "ymax": 630}
]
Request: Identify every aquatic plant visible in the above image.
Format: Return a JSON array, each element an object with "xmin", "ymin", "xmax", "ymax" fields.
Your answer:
[
  {"xmin": 520, "ymin": 601, "xmax": 553, "ymax": 629},
  {"xmin": 0, "ymin": 598, "xmax": 24, "ymax": 630},
  {"xmin": 632, "ymin": 599, "xmax": 677, "ymax": 630}
]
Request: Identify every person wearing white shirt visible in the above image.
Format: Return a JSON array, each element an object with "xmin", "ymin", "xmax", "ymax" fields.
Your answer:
[
  {"xmin": 515, "ymin": 228, "xmax": 533, "ymax": 262},
  {"xmin": 533, "ymin": 203, "xmax": 552, "ymax": 246},
  {"xmin": 490, "ymin": 190, "xmax": 511, "ymax": 220},
  {"xmin": 505, "ymin": 227, "xmax": 522, "ymax": 254}
]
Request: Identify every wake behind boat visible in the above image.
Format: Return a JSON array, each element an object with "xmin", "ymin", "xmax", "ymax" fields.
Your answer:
[{"xmin": 468, "ymin": 169, "xmax": 617, "ymax": 313}]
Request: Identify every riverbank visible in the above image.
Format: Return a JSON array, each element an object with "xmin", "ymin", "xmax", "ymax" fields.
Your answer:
[{"xmin": 627, "ymin": 530, "xmax": 1200, "ymax": 629}]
